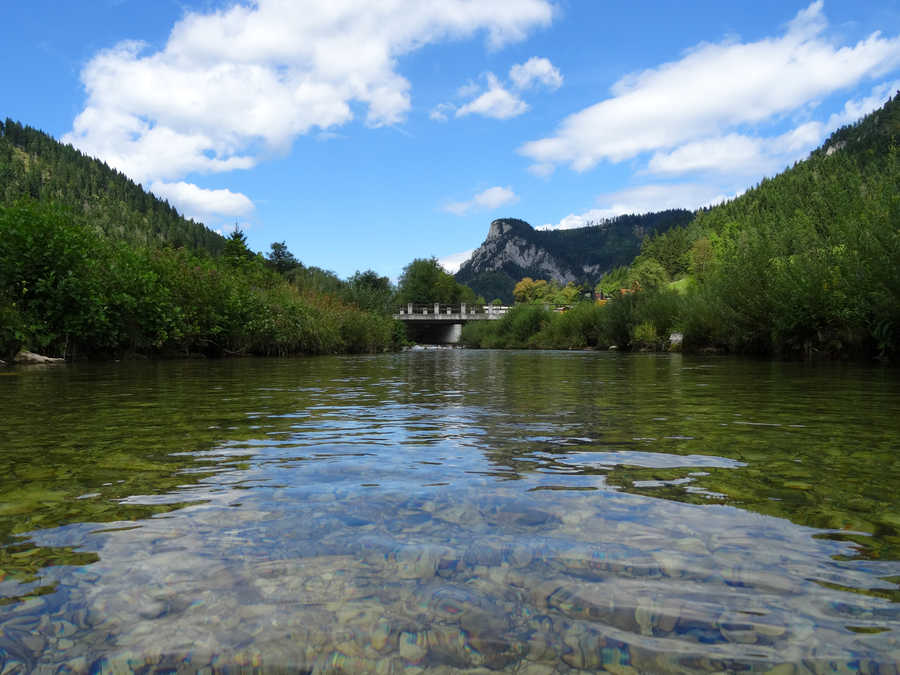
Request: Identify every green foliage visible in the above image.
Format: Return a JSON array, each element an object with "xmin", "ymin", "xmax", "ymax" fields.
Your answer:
[
  {"xmin": 345, "ymin": 270, "xmax": 395, "ymax": 315},
  {"xmin": 0, "ymin": 290, "xmax": 24, "ymax": 359},
  {"xmin": 595, "ymin": 266, "xmax": 630, "ymax": 297},
  {"xmin": 287, "ymin": 264, "xmax": 346, "ymax": 297},
  {"xmin": 532, "ymin": 302, "xmax": 606, "ymax": 349},
  {"xmin": 630, "ymin": 321, "xmax": 658, "ymax": 349},
  {"xmin": 223, "ymin": 226, "xmax": 256, "ymax": 266},
  {"xmin": 462, "ymin": 287, "xmax": 684, "ymax": 352},
  {"xmin": 0, "ymin": 119, "xmax": 225, "ymax": 254},
  {"xmin": 513, "ymin": 277, "xmax": 586, "ymax": 305},
  {"xmin": 266, "ymin": 241, "xmax": 300, "ymax": 274},
  {"xmin": 628, "ymin": 258, "xmax": 670, "ymax": 292},
  {"xmin": 397, "ymin": 258, "xmax": 479, "ymax": 305},
  {"xmin": 460, "ymin": 270, "xmax": 517, "ymax": 304},
  {"xmin": 602, "ymin": 93, "xmax": 900, "ymax": 360},
  {"xmin": 0, "ymin": 201, "xmax": 398, "ymax": 359},
  {"xmin": 636, "ymin": 224, "xmax": 697, "ymax": 278}
]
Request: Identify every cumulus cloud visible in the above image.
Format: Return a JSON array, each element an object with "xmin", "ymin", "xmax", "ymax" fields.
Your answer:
[
  {"xmin": 150, "ymin": 181, "xmax": 255, "ymax": 222},
  {"xmin": 445, "ymin": 186, "xmax": 519, "ymax": 215},
  {"xmin": 539, "ymin": 184, "xmax": 732, "ymax": 230},
  {"xmin": 438, "ymin": 249, "xmax": 475, "ymax": 273},
  {"xmin": 437, "ymin": 56, "xmax": 561, "ymax": 122},
  {"xmin": 456, "ymin": 73, "xmax": 528, "ymax": 119},
  {"xmin": 646, "ymin": 122, "xmax": 822, "ymax": 176},
  {"xmin": 647, "ymin": 80, "xmax": 900, "ymax": 178},
  {"xmin": 63, "ymin": 0, "xmax": 554, "ymax": 218},
  {"xmin": 520, "ymin": 1, "xmax": 900, "ymax": 174},
  {"xmin": 509, "ymin": 56, "xmax": 562, "ymax": 90}
]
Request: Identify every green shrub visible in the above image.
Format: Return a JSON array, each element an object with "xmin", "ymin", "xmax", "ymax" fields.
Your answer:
[
  {"xmin": 0, "ymin": 201, "xmax": 397, "ymax": 359},
  {"xmin": 0, "ymin": 293, "xmax": 24, "ymax": 359},
  {"xmin": 630, "ymin": 320, "xmax": 658, "ymax": 349}
]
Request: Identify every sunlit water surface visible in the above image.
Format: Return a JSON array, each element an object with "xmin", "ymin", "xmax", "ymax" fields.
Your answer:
[{"xmin": 1, "ymin": 351, "xmax": 899, "ymax": 673}]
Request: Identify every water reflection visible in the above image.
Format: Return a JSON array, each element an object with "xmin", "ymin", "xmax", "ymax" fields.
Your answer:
[{"xmin": 1, "ymin": 351, "xmax": 899, "ymax": 671}]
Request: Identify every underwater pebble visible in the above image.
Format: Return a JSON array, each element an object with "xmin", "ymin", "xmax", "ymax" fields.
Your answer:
[
  {"xmin": 370, "ymin": 620, "xmax": 392, "ymax": 651},
  {"xmin": 398, "ymin": 631, "xmax": 427, "ymax": 663}
]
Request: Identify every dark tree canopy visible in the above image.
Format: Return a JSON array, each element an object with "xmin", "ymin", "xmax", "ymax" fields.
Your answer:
[
  {"xmin": 346, "ymin": 269, "xmax": 395, "ymax": 314},
  {"xmin": 267, "ymin": 241, "xmax": 300, "ymax": 274},
  {"xmin": 223, "ymin": 227, "xmax": 255, "ymax": 263},
  {"xmin": 397, "ymin": 258, "xmax": 480, "ymax": 306}
]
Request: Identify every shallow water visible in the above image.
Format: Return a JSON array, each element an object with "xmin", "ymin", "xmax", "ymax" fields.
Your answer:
[{"xmin": 1, "ymin": 351, "xmax": 899, "ymax": 673}]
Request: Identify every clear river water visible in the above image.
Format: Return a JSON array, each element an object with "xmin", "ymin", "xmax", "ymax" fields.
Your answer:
[{"xmin": 1, "ymin": 350, "xmax": 899, "ymax": 673}]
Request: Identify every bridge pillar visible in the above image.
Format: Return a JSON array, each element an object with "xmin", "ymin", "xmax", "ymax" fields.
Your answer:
[
  {"xmin": 434, "ymin": 303, "xmax": 440, "ymax": 315},
  {"xmin": 461, "ymin": 303, "xmax": 466, "ymax": 316},
  {"xmin": 407, "ymin": 303, "xmax": 413, "ymax": 315}
]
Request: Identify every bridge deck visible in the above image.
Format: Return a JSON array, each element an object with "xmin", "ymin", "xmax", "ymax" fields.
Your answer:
[{"xmin": 393, "ymin": 303, "xmax": 510, "ymax": 322}]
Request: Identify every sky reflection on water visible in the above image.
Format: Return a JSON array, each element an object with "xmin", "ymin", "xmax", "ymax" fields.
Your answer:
[{"xmin": 1, "ymin": 351, "xmax": 899, "ymax": 672}]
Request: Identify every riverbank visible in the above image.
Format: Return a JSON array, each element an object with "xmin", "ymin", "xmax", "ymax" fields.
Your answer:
[
  {"xmin": 459, "ymin": 297, "xmax": 893, "ymax": 361},
  {"xmin": 0, "ymin": 201, "xmax": 403, "ymax": 361}
]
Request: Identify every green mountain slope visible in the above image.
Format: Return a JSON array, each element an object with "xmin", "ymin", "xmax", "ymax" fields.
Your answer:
[
  {"xmin": 462, "ymin": 94, "xmax": 899, "ymax": 360},
  {"xmin": 629, "ymin": 92, "xmax": 900, "ymax": 357},
  {"xmin": 0, "ymin": 119, "xmax": 225, "ymax": 253},
  {"xmin": 0, "ymin": 121, "xmax": 401, "ymax": 362}
]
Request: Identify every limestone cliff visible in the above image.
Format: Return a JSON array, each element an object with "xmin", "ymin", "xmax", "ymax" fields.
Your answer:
[
  {"xmin": 462, "ymin": 218, "xmax": 579, "ymax": 286},
  {"xmin": 455, "ymin": 212, "xmax": 693, "ymax": 303}
]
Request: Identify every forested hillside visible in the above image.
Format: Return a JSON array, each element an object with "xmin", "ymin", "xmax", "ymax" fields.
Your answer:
[
  {"xmin": 632, "ymin": 92, "xmax": 900, "ymax": 358},
  {"xmin": 0, "ymin": 119, "xmax": 225, "ymax": 253},
  {"xmin": 0, "ymin": 121, "xmax": 402, "ymax": 361},
  {"xmin": 464, "ymin": 94, "xmax": 900, "ymax": 360}
]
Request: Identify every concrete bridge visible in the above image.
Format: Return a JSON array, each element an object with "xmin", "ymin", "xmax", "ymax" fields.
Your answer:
[{"xmin": 393, "ymin": 303, "xmax": 510, "ymax": 344}]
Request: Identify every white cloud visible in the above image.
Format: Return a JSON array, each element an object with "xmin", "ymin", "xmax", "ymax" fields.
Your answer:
[
  {"xmin": 457, "ymin": 81, "xmax": 482, "ymax": 98},
  {"xmin": 443, "ymin": 56, "xmax": 561, "ymax": 122},
  {"xmin": 827, "ymin": 79, "xmax": 900, "ymax": 128},
  {"xmin": 475, "ymin": 185, "xmax": 519, "ymax": 208},
  {"xmin": 520, "ymin": 2, "xmax": 900, "ymax": 173},
  {"xmin": 429, "ymin": 102, "xmax": 456, "ymax": 122},
  {"xmin": 445, "ymin": 185, "xmax": 519, "ymax": 215},
  {"xmin": 438, "ymin": 249, "xmax": 475, "ymax": 273},
  {"xmin": 527, "ymin": 162, "xmax": 556, "ymax": 178},
  {"xmin": 150, "ymin": 181, "xmax": 254, "ymax": 221},
  {"xmin": 647, "ymin": 80, "xmax": 900, "ymax": 176},
  {"xmin": 540, "ymin": 79, "xmax": 900, "ymax": 233},
  {"xmin": 62, "ymin": 0, "xmax": 553, "ymax": 217},
  {"xmin": 509, "ymin": 56, "xmax": 562, "ymax": 90},
  {"xmin": 456, "ymin": 73, "xmax": 528, "ymax": 119},
  {"xmin": 539, "ymin": 184, "xmax": 731, "ymax": 230},
  {"xmin": 646, "ymin": 122, "xmax": 825, "ymax": 176}
]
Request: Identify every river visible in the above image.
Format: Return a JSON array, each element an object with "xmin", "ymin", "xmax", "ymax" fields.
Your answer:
[{"xmin": 1, "ymin": 351, "xmax": 898, "ymax": 672}]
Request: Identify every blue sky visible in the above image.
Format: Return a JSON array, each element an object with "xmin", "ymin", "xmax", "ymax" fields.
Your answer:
[{"xmin": 3, "ymin": 1, "xmax": 900, "ymax": 281}]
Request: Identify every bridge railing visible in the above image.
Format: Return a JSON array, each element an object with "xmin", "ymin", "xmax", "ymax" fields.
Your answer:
[{"xmin": 395, "ymin": 303, "xmax": 511, "ymax": 317}]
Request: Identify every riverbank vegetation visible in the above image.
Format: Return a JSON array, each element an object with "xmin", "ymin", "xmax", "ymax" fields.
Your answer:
[
  {"xmin": 0, "ymin": 202, "xmax": 402, "ymax": 360},
  {"xmin": 396, "ymin": 257, "xmax": 483, "ymax": 306},
  {"xmin": 0, "ymin": 119, "xmax": 408, "ymax": 361},
  {"xmin": 465, "ymin": 95, "xmax": 900, "ymax": 360}
]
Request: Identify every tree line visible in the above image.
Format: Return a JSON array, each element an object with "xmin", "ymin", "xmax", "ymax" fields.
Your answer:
[
  {"xmin": 0, "ymin": 202, "xmax": 405, "ymax": 360},
  {"xmin": 464, "ymin": 94, "xmax": 900, "ymax": 360},
  {"xmin": 0, "ymin": 119, "xmax": 225, "ymax": 253}
]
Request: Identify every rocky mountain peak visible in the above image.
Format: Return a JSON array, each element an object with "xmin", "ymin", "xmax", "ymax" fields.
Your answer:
[
  {"xmin": 455, "ymin": 210, "xmax": 694, "ymax": 303},
  {"xmin": 486, "ymin": 218, "xmax": 533, "ymax": 241}
]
